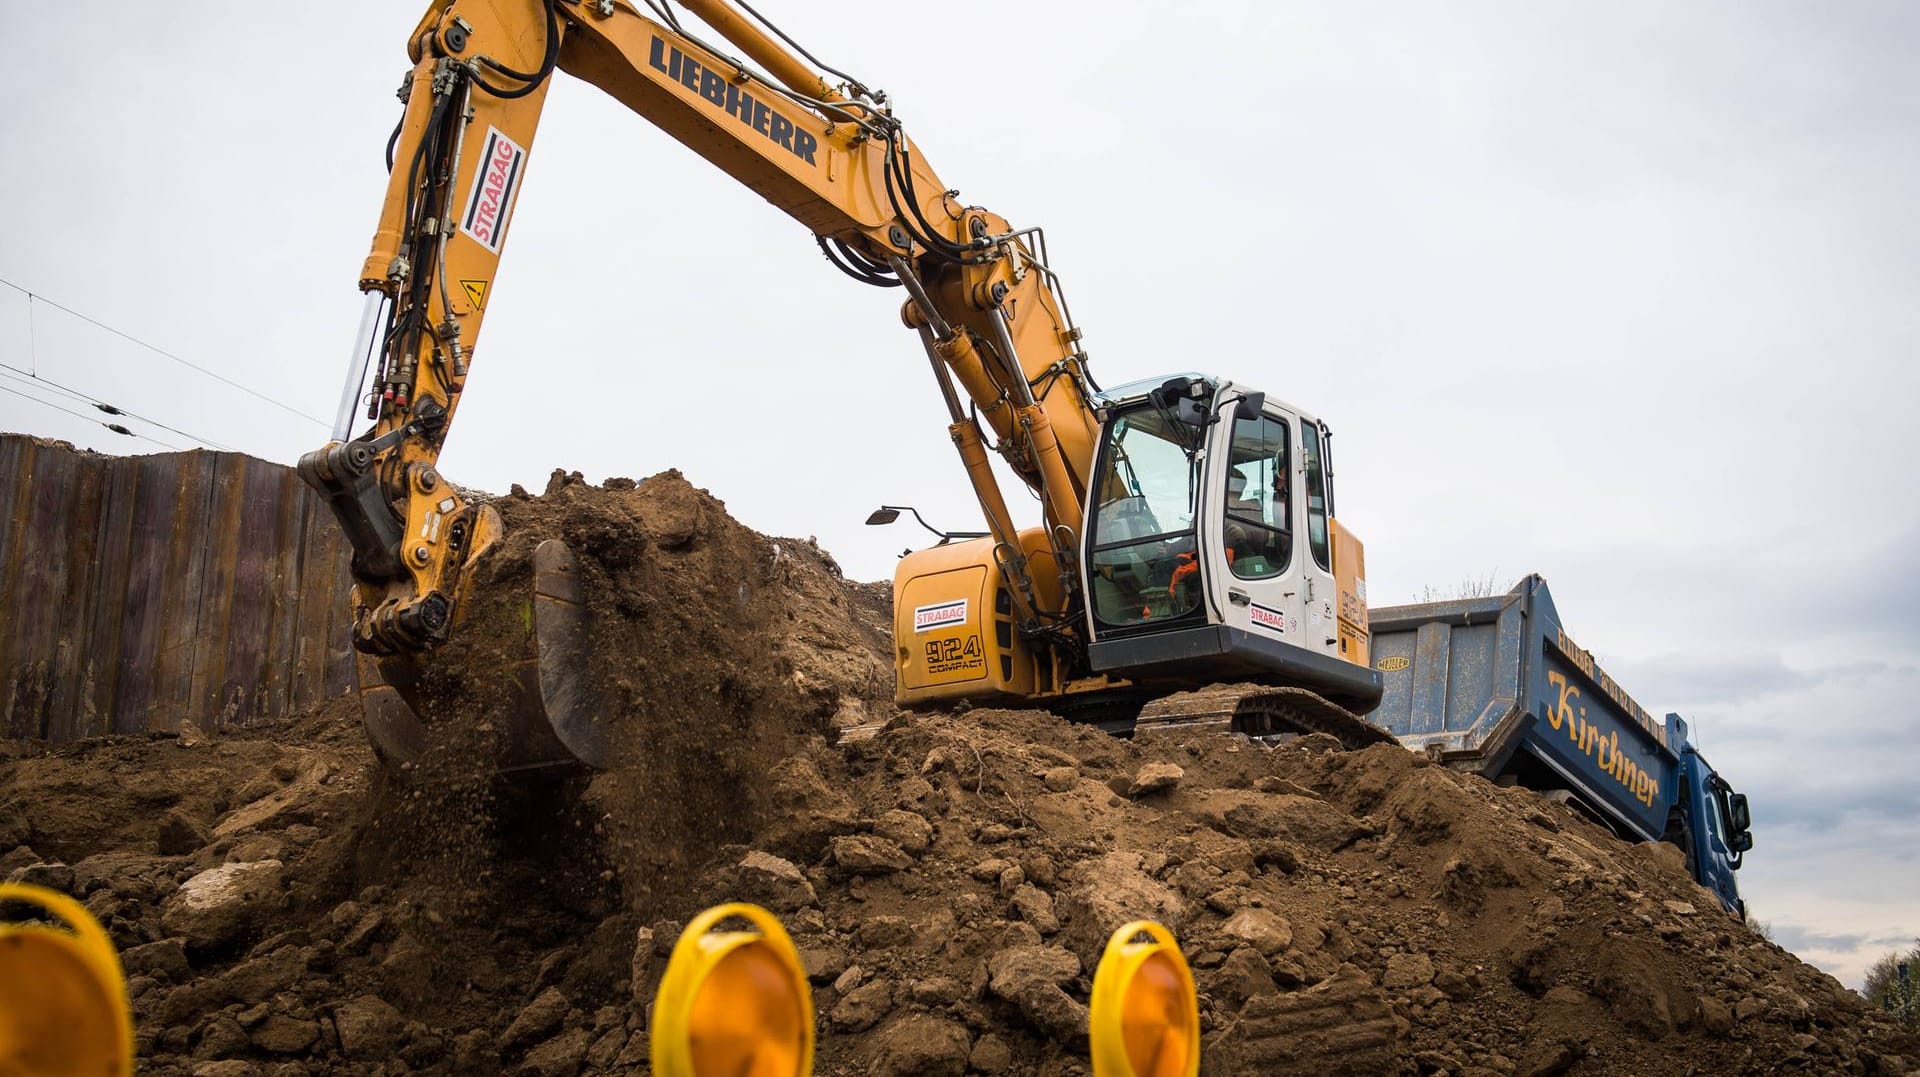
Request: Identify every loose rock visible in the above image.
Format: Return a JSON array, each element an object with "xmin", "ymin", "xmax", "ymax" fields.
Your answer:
[
  {"xmin": 156, "ymin": 809, "xmax": 211, "ymax": 856},
  {"xmin": 331, "ymin": 996, "xmax": 403, "ymax": 1061},
  {"xmin": 499, "ymin": 987, "xmax": 569, "ymax": 1054},
  {"xmin": 1221, "ymin": 907, "xmax": 1293, "ymax": 956},
  {"xmin": 1128, "ymin": 762, "xmax": 1185, "ymax": 797},
  {"xmin": 1382, "ymin": 951, "xmax": 1436, "ymax": 990},
  {"xmin": 873, "ymin": 810, "xmax": 934, "ymax": 854},
  {"xmin": 736, "ymin": 850, "xmax": 818, "ymax": 911},
  {"xmin": 986, "ymin": 945, "xmax": 1086, "ymax": 1042},
  {"xmin": 869, "ymin": 1013, "xmax": 972, "ymax": 1076},
  {"xmin": 830, "ymin": 978, "xmax": 893, "ymax": 1032},
  {"xmin": 160, "ymin": 861, "xmax": 285, "ymax": 950},
  {"xmin": 831, "ymin": 835, "xmax": 913, "ymax": 874}
]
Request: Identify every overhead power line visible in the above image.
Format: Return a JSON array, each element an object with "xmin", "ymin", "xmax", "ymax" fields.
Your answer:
[
  {"xmin": 0, "ymin": 276, "xmax": 330, "ymax": 429},
  {"xmin": 0, "ymin": 364, "xmax": 91, "ymax": 407},
  {"xmin": 0, "ymin": 382, "xmax": 181, "ymax": 451},
  {"xmin": 0, "ymin": 362, "xmax": 236, "ymax": 451}
]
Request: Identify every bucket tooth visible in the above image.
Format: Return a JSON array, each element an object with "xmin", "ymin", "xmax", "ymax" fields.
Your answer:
[{"xmin": 354, "ymin": 538, "xmax": 613, "ymax": 775}]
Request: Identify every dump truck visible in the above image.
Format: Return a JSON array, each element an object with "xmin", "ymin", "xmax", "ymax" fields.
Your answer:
[{"xmin": 1366, "ymin": 575, "xmax": 1754, "ymax": 914}]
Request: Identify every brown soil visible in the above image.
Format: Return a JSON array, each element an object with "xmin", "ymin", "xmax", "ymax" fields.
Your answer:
[{"xmin": 2, "ymin": 474, "xmax": 1914, "ymax": 1076}]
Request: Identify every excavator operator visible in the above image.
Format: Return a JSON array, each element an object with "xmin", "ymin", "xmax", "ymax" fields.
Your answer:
[{"xmin": 1168, "ymin": 466, "xmax": 1291, "ymax": 602}]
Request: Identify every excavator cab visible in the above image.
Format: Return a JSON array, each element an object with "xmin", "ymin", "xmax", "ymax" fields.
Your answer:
[
  {"xmin": 1077, "ymin": 375, "xmax": 1383, "ymax": 715},
  {"xmin": 887, "ymin": 374, "xmax": 1384, "ymax": 739}
]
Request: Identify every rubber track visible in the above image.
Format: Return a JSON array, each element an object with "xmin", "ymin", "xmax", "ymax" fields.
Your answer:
[{"xmin": 1135, "ymin": 683, "xmax": 1395, "ymax": 750}]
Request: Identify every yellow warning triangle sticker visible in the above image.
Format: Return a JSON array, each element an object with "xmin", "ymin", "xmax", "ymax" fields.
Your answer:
[{"xmin": 460, "ymin": 279, "xmax": 489, "ymax": 310}]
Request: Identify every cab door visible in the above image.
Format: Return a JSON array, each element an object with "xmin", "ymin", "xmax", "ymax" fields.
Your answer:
[
  {"xmin": 1296, "ymin": 419, "xmax": 1341, "ymax": 655},
  {"xmin": 1201, "ymin": 401, "xmax": 1308, "ymax": 651}
]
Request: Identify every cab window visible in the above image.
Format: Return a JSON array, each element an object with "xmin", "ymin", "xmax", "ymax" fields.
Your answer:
[
  {"xmin": 1222, "ymin": 413, "xmax": 1292, "ymax": 580},
  {"xmin": 1088, "ymin": 406, "xmax": 1201, "ymax": 626},
  {"xmin": 1701, "ymin": 787, "xmax": 1726, "ymax": 850},
  {"xmin": 1301, "ymin": 422, "xmax": 1331, "ymax": 572}
]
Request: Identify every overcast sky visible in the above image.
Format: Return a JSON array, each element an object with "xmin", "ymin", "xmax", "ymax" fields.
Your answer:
[{"xmin": 3, "ymin": 1, "xmax": 1915, "ymax": 988}]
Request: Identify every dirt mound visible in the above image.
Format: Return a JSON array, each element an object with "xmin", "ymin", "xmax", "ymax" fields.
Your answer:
[
  {"xmin": 499, "ymin": 466, "xmax": 892, "ymax": 739},
  {"xmin": 413, "ymin": 466, "xmax": 891, "ymax": 758},
  {"xmin": 2, "ymin": 477, "xmax": 1914, "ymax": 1076},
  {"xmin": 388, "ymin": 469, "xmax": 895, "ymax": 910}
]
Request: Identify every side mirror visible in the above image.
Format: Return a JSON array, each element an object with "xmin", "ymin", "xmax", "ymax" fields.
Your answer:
[
  {"xmin": 864, "ymin": 507, "xmax": 901, "ymax": 526},
  {"xmin": 1233, "ymin": 392, "xmax": 1266, "ymax": 420},
  {"xmin": 1728, "ymin": 792, "xmax": 1751, "ymax": 834},
  {"xmin": 1730, "ymin": 831, "xmax": 1753, "ymax": 853}
]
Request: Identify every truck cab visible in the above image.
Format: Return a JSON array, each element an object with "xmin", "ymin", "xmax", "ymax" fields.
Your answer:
[{"xmin": 1679, "ymin": 745, "xmax": 1754, "ymax": 915}]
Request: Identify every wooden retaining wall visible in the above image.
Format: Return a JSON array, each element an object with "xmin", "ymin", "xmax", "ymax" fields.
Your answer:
[{"xmin": 0, "ymin": 434, "xmax": 356, "ymax": 741}]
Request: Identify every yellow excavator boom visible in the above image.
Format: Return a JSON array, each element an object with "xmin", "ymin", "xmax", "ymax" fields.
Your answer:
[
  {"xmin": 301, "ymin": 0, "xmax": 1384, "ymax": 770},
  {"xmin": 302, "ymin": 0, "xmax": 1100, "ymax": 663}
]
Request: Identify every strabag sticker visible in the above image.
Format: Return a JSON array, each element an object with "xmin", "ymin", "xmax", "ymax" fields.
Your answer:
[
  {"xmin": 913, "ymin": 599, "xmax": 968, "ymax": 633},
  {"xmin": 1249, "ymin": 603, "xmax": 1286, "ymax": 634},
  {"xmin": 461, "ymin": 127, "xmax": 527, "ymax": 254}
]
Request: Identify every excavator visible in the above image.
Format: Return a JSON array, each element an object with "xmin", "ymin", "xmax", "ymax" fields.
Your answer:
[{"xmin": 299, "ymin": 0, "xmax": 1393, "ymax": 771}]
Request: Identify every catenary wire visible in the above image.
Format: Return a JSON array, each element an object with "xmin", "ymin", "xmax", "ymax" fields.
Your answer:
[
  {"xmin": 0, "ymin": 278, "xmax": 329, "ymax": 428},
  {"xmin": 0, "ymin": 382, "xmax": 182, "ymax": 451},
  {"xmin": 0, "ymin": 362, "xmax": 237, "ymax": 451},
  {"xmin": 0, "ymin": 364, "xmax": 92, "ymax": 407}
]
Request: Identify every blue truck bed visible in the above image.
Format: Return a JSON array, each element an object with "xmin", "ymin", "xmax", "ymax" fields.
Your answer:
[
  {"xmin": 1365, "ymin": 574, "xmax": 1681, "ymax": 842},
  {"xmin": 1364, "ymin": 575, "xmax": 1753, "ymax": 911}
]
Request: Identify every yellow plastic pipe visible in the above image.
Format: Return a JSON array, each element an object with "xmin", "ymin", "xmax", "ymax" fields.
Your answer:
[{"xmin": 0, "ymin": 883, "xmax": 134, "ymax": 1077}]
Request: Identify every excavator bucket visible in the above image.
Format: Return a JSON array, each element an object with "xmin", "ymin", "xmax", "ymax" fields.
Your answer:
[{"xmin": 359, "ymin": 539, "xmax": 613, "ymax": 775}]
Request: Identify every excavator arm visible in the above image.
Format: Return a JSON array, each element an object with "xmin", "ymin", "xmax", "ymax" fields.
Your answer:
[{"xmin": 300, "ymin": 0, "xmax": 1104, "ymax": 663}]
